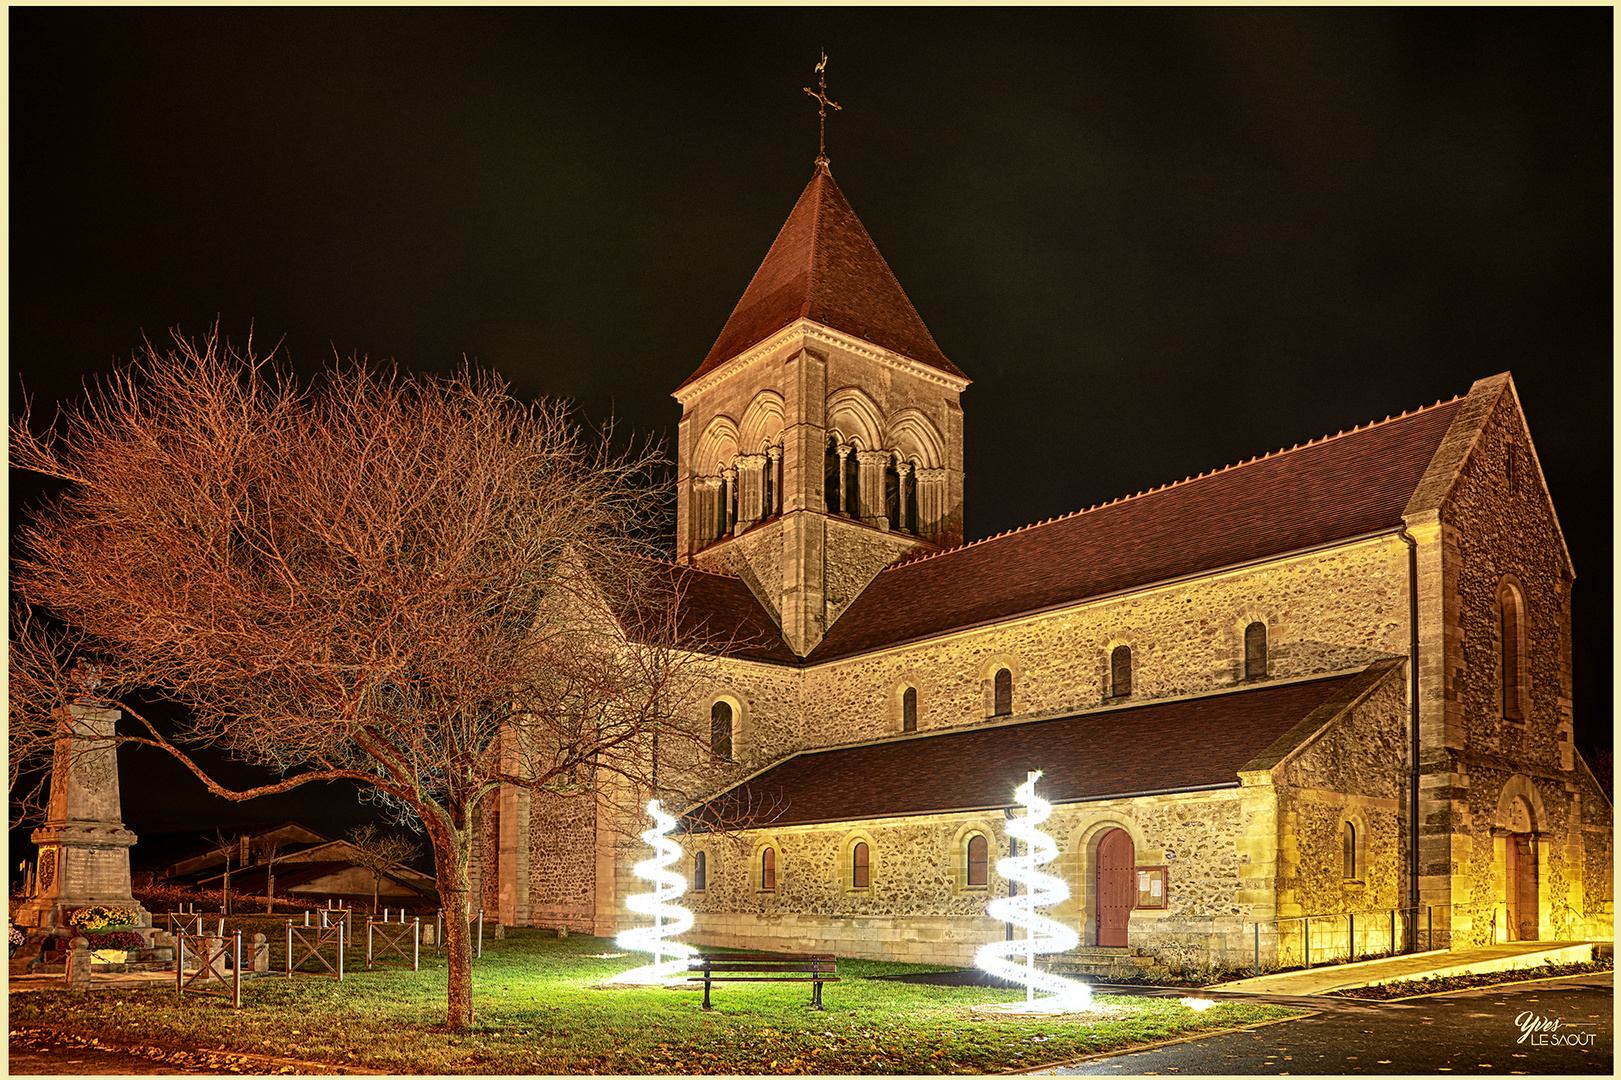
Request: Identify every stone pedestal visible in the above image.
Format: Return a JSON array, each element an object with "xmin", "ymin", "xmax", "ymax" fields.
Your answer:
[{"xmin": 13, "ymin": 702, "xmax": 152, "ymax": 937}]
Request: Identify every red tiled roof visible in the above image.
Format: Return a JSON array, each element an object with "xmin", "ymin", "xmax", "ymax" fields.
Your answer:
[
  {"xmin": 680, "ymin": 165, "xmax": 966, "ymax": 388},
  {"xmin": 807, "ymin": 398, "xmax": 1465, "ymax": 662},
  {"xmin": 687, "ymin": 672, "xmax": 1364, "ymax": 830},
  {"xmin": 621, "ymin": 557, "xmax": 797, "ymax": 664}
]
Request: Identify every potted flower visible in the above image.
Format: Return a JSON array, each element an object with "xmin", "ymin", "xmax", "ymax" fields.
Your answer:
[
  {"xmin": 68, "ymin": 906, "xmax": 139, "ymax": 934},
  {"xmin": 9, "ymin": 923, "xmax": 24, "ymax": 957},
  {"xmin": 85, "ymin": 929, "xmax": 145, "ymax": 964}
]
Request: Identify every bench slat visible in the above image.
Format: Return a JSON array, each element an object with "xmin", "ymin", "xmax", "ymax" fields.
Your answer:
[
  {"xmin": 691, "ymin": 963, "xmax": 834, "ymax": 973},
  {"xmin": 693, "ymin": 953, "xmax": 833, "ymax": 962},
  {"xmin": 684, "ymin": 972, "xmax": 842, "ymax": 979}
]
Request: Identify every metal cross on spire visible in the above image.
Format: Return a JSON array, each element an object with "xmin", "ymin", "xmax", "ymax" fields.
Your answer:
[{"xmin": 803, "ymin": 50, "xmax": 842, "ymax": 171}]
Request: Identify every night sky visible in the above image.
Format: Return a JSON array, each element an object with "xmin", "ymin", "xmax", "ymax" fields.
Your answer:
[{"xmin": 10, "ymin": 8, "xmax": 1612, "ymax": 846}]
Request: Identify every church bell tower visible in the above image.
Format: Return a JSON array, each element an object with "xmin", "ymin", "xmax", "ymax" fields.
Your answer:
[{"xmin": 673, "ymin": 153, "xmax": 970, "ymax": 656}]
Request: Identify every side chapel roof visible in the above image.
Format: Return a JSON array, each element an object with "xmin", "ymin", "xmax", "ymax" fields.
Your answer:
[
  {"xmin": 619, "ymin": 557, "xmax": 800, "ymax": 664},
  {"xmin": 806, "ymin": 396, "xmax": 1466, "ymax": 662},
  {"xmin": 686, "ymin": 667, "xmax": 1388, "ymax": 830},
  {"xmin": 680, "ymin": 164, "xmax": 966, "ymax": 388}
]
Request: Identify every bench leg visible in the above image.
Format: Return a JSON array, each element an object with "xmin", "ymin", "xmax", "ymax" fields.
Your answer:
[
  {"xmin": 812, "ymin": 979, "xmax": 824, "ymax": 1010},
  {"xmin": 702, "ymin": 977, "xmax": 712, "ymax": 1010}
]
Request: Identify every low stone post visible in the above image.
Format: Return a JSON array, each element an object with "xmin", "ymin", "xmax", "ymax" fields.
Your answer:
[
  {"xmin": 558, "ymin": 924, "xmax": 569, "ymax": 939},
  {"xmin": 66, "ymin": 936, "xmax": 93, "ymax": 988},
  {"xmin": 421, "ymin": 922, "xmax": 435, "ymax": 946},
  {"xmin": 252, "ymin": 933, "xmax": 269, "ymax": 973},
  {"xmin": 201, "ymin": 935, "xmax": 229, "ymax": 982},
  {"xmin": 147, "ymin": 930, "xmax": 177, "ymax": 969},
  {"xmin": 494, "ymin": 922, "xmax": 507, "ymax": 941}
]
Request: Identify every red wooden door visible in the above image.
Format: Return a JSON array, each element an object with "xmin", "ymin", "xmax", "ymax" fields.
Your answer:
[
  {"xmin": 1096, "ymin": 828, "xmax": 1134, "ymax": 947},
  {"xmin": 1508, "ymin": 835, "xmax": 1538, "ymax": 941}
]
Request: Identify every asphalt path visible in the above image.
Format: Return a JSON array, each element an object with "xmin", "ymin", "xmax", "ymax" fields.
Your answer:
[{"xmin": 1038, "ymin": 974, "xmax": 1612, "ymax": 1075}]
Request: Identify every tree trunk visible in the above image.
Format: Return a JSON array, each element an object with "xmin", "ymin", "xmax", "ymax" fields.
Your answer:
[
  {"xmin": 441, "ymin": 883, "xmax": 475, "ymax": 1030},
  {"xmin": 266, "ymin": 865, "xmax": 274, "ymax": 914},
  {"xmin": 373, "ymin": 875, "xmax": 381, "ymax": 916}
]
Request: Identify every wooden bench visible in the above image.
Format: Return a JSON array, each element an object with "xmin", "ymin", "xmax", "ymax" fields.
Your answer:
[{"xmin": 687, "ymin": 951, "xmax": 839, "ymax": 1010}]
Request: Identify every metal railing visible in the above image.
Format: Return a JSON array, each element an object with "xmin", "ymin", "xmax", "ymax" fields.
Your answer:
[
  {"xmin": 366, "ymin": 914, "xmax": 421, "ymax": 971},
  {"xmin": 1249, "ymin": 901, "xmax": 1498, "ymax": 976},
  {"xmin": 286, "ymin": 910, "xmax": 346, "ymax": 980},
  {"xmin": 176, "ymin": 929, "xmax": 242, "ymax": 1008}
]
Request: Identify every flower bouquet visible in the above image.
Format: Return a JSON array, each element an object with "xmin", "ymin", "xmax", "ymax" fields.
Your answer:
[
  {"xmin": 9, "ymin": 923, "xmax": 24, "ymax": 957},
  {"xmin": 68, "ymin": 906, "xmax": 139, "ymax": 933}
]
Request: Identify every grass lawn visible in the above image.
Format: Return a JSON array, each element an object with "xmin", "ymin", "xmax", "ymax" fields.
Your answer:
[{"xmin": 9, "ymin": 929, "xmax": 1301, "ymax": 1074}]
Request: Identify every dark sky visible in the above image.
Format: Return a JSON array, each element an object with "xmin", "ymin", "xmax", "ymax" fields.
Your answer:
[{"xmin": 10, "ymin": 8, "xmax": 1612, "ymax": 844}]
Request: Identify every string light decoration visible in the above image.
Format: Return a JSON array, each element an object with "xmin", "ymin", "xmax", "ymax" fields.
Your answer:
[
  {"xmin": 608, "ymin": 800, "xmax": 697, "ymax": 984},
  {"xmin": 974, "ymin": 771, "xmax": 1094, "ymax": 1013}
]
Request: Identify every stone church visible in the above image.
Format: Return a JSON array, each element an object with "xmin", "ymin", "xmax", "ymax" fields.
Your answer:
[{"xmin": 476, "ymin": 158, "xmax": 1612, "ymax": 973}]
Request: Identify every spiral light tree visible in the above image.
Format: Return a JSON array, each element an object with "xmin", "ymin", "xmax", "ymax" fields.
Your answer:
[
  {"xmin": 975, "ymin": 771, "xmax": 1094, "ymax": 1013},
  {"xmin": 609, "ymin": 800, "xmax": 697, "ymax": 984}
]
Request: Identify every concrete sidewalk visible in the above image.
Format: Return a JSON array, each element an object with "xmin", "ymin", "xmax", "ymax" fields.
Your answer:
[{"xmin": 1208, "ymin": 939, "xmax": 1597, "ymax": 996}]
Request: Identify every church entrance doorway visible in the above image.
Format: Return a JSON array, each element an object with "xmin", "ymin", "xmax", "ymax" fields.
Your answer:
[
  {"xmin": 1096, "ymin": 828, "xmax": 1134, "ymax": 947},
  {"xmin": 1505, "ymin": 833, "xmax": 1538, "ymax": 941}
]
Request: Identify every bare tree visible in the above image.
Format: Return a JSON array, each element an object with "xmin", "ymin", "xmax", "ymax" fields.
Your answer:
[
  {"xmin": 347, "ymin": 824, "xmax": 421, "ymax": 914},
  {"xmin": 9, "ymin": 326, "xmax": 719, "ymax": 1029},
  {"xmin": 210, "ymin": 829, "xmax": 241, "ymax": 916},
  {"xmin": 254, "ymin": 835, "xmax": 287, "ymax": 914}
]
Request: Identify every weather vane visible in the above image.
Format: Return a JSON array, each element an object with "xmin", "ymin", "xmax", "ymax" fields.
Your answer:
[{"xmin": 803, "ymin": 50, "xmax": 841, "ymax": 169}]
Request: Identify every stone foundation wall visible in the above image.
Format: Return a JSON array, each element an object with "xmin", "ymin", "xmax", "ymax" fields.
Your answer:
[{"xmin": 527, "ymin": 790, "xmax": 598, "ymax": 932}]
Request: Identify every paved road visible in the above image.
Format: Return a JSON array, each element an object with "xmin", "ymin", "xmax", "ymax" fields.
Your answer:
[{"xmin": 1038, "ymin": 974, "xmax": 1611, "ymax": 1075}]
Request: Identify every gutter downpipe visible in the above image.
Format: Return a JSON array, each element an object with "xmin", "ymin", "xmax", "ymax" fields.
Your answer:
[{"xmin": 1399, "ymin": 527, "xmax": 1421, "ymax": 953}]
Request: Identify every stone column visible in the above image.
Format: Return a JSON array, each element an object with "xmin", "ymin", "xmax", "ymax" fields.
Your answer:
[
  {"xmin": 736, "ymin": 453, "xmax": 768, "ymax": 529},
  {"xmin": 17, "ymin": 696, "xmax": 151, "ymax": 937},
  {"xmin": 855, "ymin": 451, "xmax": 890, "ymax": 525},
  {"xmin": 896, "ymin": 462, "xmax": 914, "ymax": 533},
  {"xmin": 722, "ymin": 465, "xmax": 738, "ymax": 537},
  {"xmin": 835, "ymin": 442, "xmax": 853, "ymax": 515},
  {"xmin": 767, "ymin": 445, "xmax": 784, "ymax": 517},
  {"xmin": 914, "ymin": 468, "xmax": 948, "ymax": 539}
]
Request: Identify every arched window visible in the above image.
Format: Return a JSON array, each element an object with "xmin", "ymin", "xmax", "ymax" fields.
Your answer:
[
  {"xmin": 966, "ymin": 834, "xmax": 988, "ymax": 887},
  {"xmin": 1244, "ymin": 622, "xmax": 1268, "ymax": 679},
  {"xmin": 851, "ymin": 841, "xmax": 869, "ymax": 889},
  {"xmin": 1500, "ymin": 583, "xmax": 1526, "ymax": 722},
  {"xmin": 902, "ymin": 686, "xmax": 918, "ymax": 732},
  {"xmin": 1110, "ymin": 646, "xmax": 1132, "ymax": 697},
  {"xmin": 710, "ymin": 701, "xmax": 733, "ymax": 761},
  {"xmin": 1342, "ymin": 822, "xmax": 1358, "ymax": 880},
  {"xmin": 760, "ymin": 847, "xmax": 776, "ymax": 891},
  {"xmin": 693, "ymin": 851, "xmax": 707, "ymax": 892},
  {"xmin": 993, "ymin": 668, "xmax": 1013, "ymax": 716}
]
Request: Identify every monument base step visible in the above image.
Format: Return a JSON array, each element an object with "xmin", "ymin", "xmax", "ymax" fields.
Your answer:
[
  {"xmin": 1048, "ymin": 946, "xmax": 1164, "ymax": 980},
  {"xmin": 33, "ymin": 960, "xmax": 176, "ymax": 974}
]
